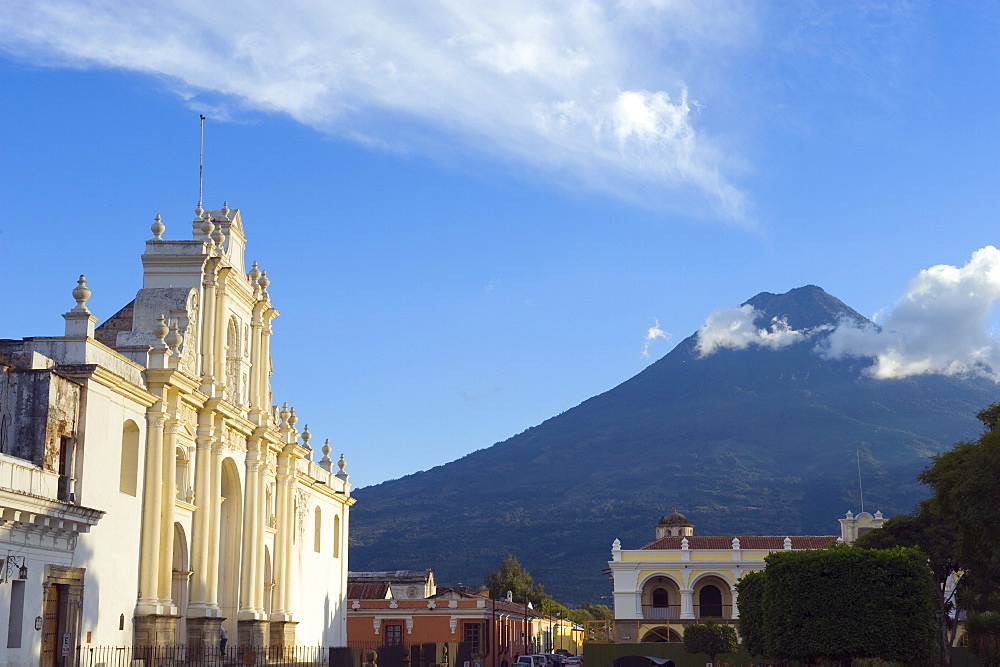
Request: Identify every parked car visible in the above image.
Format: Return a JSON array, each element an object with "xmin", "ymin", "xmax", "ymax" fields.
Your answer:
[
  {"xmin": 564, "ymin": 657, "xmax": 582, "ymax": 666},
  {"xmin": 547, "ymin": 654, "xmax": 568, "ymax": 666},
  {"xmin": 515, "ymin": 656, "xmax": 548, "ymax": 667}
]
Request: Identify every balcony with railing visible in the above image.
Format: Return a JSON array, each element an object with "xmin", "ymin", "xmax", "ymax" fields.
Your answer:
[
  {"xmin": 640, "ymin": 604, "xmax": 733, "ymax": 621},
  {"xmin": 641, "ymin": 604, "xmax": 680, "ymax": 620}
]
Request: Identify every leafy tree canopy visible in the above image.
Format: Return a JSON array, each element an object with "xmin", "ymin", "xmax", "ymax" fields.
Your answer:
[
  {"xmin": 919, "ymin": 404, "xmax": 1000, "ymax": 607},
  {"xmin": 682, "ymin": 621, "xmax": 738, "ymax": 664},
  {"xmin": 737, "ymin": 546, "xmax": 936, "ymax": 665}
]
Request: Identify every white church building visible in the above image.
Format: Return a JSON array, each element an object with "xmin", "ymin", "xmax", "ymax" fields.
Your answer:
[{"xmin": 0, "ymin": 203, "xmax": 354, "ymax": 664}]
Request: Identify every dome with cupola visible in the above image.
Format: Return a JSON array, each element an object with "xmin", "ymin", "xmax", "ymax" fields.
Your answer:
[{"xmin": 655, "ymin": 510, "xmax": 694, "ymax": 539}]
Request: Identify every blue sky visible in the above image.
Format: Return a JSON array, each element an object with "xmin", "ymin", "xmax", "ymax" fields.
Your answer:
[{"xmin": 2, "ymin": 2, "xmax": 1000, "ymax": 488}]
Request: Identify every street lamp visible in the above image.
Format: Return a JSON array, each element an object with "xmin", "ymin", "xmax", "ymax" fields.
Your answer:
[{"xmin": 1, "ymin": 554, "xmax": 28, "ymax": 584}]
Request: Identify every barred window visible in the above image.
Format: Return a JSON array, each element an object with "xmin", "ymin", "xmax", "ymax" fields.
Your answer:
[{"xmin": 385, "ymin": 624, "xmax": 402, "ymax": 646}]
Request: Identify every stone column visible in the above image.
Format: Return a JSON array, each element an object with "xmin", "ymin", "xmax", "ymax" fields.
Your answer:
[
  {"xmin": 249, "ymin": 312, "xmax": 263, "ymax": 415},
  {"xmin": 188, "ymin": 411, "xmax": 214, "ymax": 615},
  {"xmin": 730, "ymin": 587, "xmax": 739, "ymax": 619},
  {"xmin": 254, "ymin": 461, "xmax": 268, "ymax": 613},
  {"xmin": 272, "ymin": 453, "xmax": 291, "ymax": 616},
  {"xmin": 238, "ymin": 439, "xmax": 268, "ymax": 645},
  {"xmin": 158, "ymin": 419, "xmax": 180, "ymax": 607},
  {"xmin": 214, "ymin": 280, "xmax": 228, "ymax": 391},
  {"xmin": 206, "ymin": 434, "xmax": 225, "ymax": 609},
  {"xmin": 239, "ymin": 443, "xmax": 261, "ymax": 614},
  {"xmin": 136, "ymin": 411, "xmax": 165, "ymax": 614},
  {"xmin": 260, "ymin": 316, "xmax": 274, "ymax": 408},
  {"xmin": 680, "ymin": 589, "xmax": 694, "ymax": 620},
  {"xmin": 201, "ymin": 273, "xmax": 217, "ymax": 387}
]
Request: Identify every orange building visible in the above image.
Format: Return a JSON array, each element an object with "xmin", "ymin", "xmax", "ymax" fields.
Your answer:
[{"xmin": 346, "ymin": 572, "xmax": 561, "ymax": 667}]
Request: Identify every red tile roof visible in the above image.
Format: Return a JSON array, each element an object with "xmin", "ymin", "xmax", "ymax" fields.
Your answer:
[
  {"xmin": 640, "ymin": 535, "xmax": 838, "ymax": 550},
  {"xmin": 347, "ymin": 581, "xmax": 391, "ymax": 599}
]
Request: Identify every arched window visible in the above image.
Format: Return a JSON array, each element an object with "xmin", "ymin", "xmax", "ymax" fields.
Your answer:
[
  {"xmin": 314, "ymin": 506, "xmax": 322, "ymax": 553},
  {"xmin": 333, "ymin": 514, "xmax": 341, "ymax": 558},
  {"xmin": 652, "ymin": 587, "xmax": 669, "ymax": 607},
  {"xmin": 120, "ymin": 421, "xmax": 140, "ymax": 496},
  {"xmin": 175, "ymin": 446, "xmax": 189, "ymax": 501},
  {"xmin": 699, "ymin": 585, "xmax": 723, "ymax": 618}
]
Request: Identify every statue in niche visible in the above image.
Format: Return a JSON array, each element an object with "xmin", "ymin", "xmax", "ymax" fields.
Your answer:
[
  {"xmin": 226, "ymin": 316, "xmax": 241, "ymax": 405},
  {"xmin": 182, "ymin": 291, "xmax": 199, "ymax": 371}
]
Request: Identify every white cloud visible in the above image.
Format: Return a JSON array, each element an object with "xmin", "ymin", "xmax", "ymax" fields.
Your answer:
[
  {"xmin": 695, "ymin": 305, "xmax": 811, "ymax": 357},
  {"xmin": 822, "ymin": 246, "xmax": 1000, "ymax": 380},
  {"xmin": 0, "ymin": 0, "xmax": 752, "ymax": 217},
  {"xmin": 641, "ymin": 318, "xmax": 671, "ymax": 358}
]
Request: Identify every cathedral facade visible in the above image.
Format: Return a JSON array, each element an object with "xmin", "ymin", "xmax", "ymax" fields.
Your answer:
[{"xmin": 0, "ymin": 204, "xmax": 353, "ymax": 662}]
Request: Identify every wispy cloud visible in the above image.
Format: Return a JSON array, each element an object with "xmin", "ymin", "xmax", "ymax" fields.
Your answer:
[
  {"xmin": 641, "ymin": 318, "xmax": 671, "ymax": 358},
  {"xmin": 0, "ymin": 0, "xmax": 753, "ymax": 217},
  {"xmin": 822, "ymin": 246, "xmax": 1000, "ymax": 380},
  {"xmin": 695, "ymin": 305, "xmax": 814, "ymax": 357}
]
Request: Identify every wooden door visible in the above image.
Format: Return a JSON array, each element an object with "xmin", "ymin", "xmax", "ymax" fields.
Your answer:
[{"xmin": 41, "ymin": 584, "xmax": 60, "ymax": 667}]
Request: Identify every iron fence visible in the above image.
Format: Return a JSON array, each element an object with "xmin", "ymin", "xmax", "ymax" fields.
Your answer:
[{"xmin": 77, "ymin": 645, "xmax": 329, "ymax": 667}]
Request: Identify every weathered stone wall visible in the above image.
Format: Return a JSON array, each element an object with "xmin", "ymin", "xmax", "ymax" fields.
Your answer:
[{"xmin": 0, "ymin": 365, "xmax": 80, "ymax": 470}]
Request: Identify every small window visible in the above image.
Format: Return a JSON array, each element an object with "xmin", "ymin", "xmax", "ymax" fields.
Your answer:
[
  {"xmin": 464, "ymin": 622, "xmax": 483, "ymax": 654},
  {"xmin": 385, "ymin": 624, "xmax": 402, "ymax": 646},
  {"xmin": 120, "ymin": 421, "xmax": 140, "ymax": 496},
  {"xmin": 7, "ymin": 580, "xmax": 25, "ymax": 648},
  {"xmin": 333, "ymin": 514, "xmax": 341, "ymax": 558},
  {"xmin": 314, "ymin": 507, "xmax": 322, "ymax": 553}
]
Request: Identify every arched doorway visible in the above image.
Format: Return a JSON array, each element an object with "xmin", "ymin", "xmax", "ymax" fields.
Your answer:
[
  {"xmin": 640, "ymin": 627, "xmax": 682, "ymax": 642},
  {"xmin": 172, "ymin": 523, "xmax": 190, "ymax": 642},
  {"xmin": 219, "ymin": 458, "xmax": 243, "ymax": 640},
  {"xmin": 641, "ymin": 576, "xmax": 680, "ymax": 620},
  {"xmin": 698, "ymin": 585, "xmax": 723, "ymax": 618},
  {"xmin": 650, "ymin": 588, "xmax": 672, "ymax": 619}
]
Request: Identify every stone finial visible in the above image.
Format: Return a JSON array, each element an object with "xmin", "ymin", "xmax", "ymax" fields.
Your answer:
[
  {"xmin": 301, "ymin": 424, "xmax": 312, "ymax": 448},
  {"xmin": 71, "ymin": 275, "xmax": 92, "ymax": 313},
  {"xmin": 63, "ymin": 275, "xmax": 99, "ymax": 338},
  {"xmin": 845, "ymin": 510, "xmax": 854, "ymax": 519},
  {"xmin": 258, "ymin": 271, "xmax": 270, "ymax": 294},
  {"xmin": 836, "ymin": 537, "xmax": 844, "ymax": 544},
  {"xmin": 248, "ymin": 261, "xmax": 261, "ymax": 282},
  {"xmin": 152, "ymin": 314, "xmax": 169, "ymax": 343},
  {"xmin": 783, "ymin": 537, "xmax": 792, "ymax": 550},
  {"xmin": 221, "ymin": 201, "xmax": 230, "ymax": 218},
  {"xmin": 151, "ymin": 214, "xmax": 165, "ymax": 240},
  {"xmin": 874, "ymin": 510, "xmax": 883, "ymax": 519},
  {"xmin": 732, "ymin": 537, "xmax": 740, "ymax": 549},
  {"xmin": 288, "ymin": 407, "xmax": 298, "ymax": 429},
  {"xmin": 681, "ymin": 537, "xmax": 689, "ymax": 550},
  {"xmin": 195, "ymin": 203, "xmax": 204, "ymax": 218},
  {"xmin": 165, "ymin": 319, "xmax": 183, "ymax": 355},
  {"xmin": 336, "ymin": 453, "xmax": 349, "ymax": 480},
  {"xmin": 211, "ymin": 224, "xmax": 225, "ymax": 251},
  {"xmin": 321, "ymin": 440, "xmax": 332, "ymax": 462},
  {"xmin": 279, "ymin": 402, "xmax": 290, "ymax": 424}
]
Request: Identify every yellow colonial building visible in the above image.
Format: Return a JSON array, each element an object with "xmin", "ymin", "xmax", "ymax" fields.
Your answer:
[{"xmin": 603, "ymin": 510, "xmax": 882, "ymax": 642}]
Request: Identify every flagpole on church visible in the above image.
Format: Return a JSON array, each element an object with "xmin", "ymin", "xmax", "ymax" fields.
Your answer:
[{"xmin": 198, "ymin": 114, "xmax": 206, "ymax": 209}]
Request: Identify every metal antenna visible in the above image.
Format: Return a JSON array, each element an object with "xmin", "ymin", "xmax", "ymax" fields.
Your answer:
[
  {"xmin": 856, "ymin": 450, "xmax": 865, "ymax": 513},
  {"xmin": 198, "ymin": 114, "xmax": 206, "ymax": 208}
]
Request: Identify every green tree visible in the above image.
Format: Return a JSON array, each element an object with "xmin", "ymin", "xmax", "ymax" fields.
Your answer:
[
  {"xmin": 919, "ymin": 403, "xmax": 1000, "ymax": 656},
  {"xmin": 853, "ymin": 500, "xmax": 961, "ymax": 666},
  {"xmin": 736, "ymin": 546, "xmax": 936, "ymax": 666},
  {"xmin": 734, "ymin": 571, "xmax": 773, "ymax": 659},
  {"xmin": 484, "ymin": 554, "xmax": 539, "ymax": 604},
  {"xmin": 682, "ymin": 621, "xmax": 738, "ymax": 665}
]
